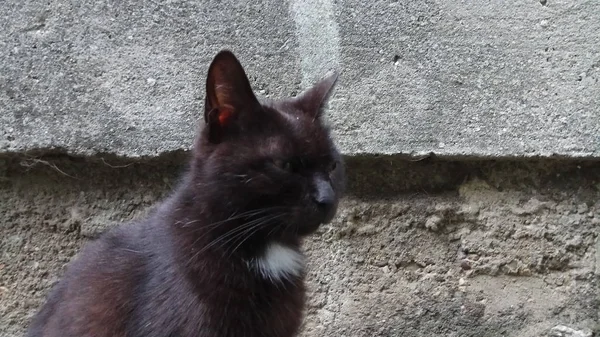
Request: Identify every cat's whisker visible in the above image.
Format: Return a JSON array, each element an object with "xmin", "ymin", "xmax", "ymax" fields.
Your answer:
[
  {"xmin": 219, "ymin": 222, "xmax": 267, "ymax": 257},
  {"xmin": 182, "ymin": 206, "xmax": 285, "ymax": 229},
  {"xmin": 188, "ymin": 221, "xmax": 251, "ymax": 252},
  {"xmin": 187, "ymin": 208, "xmax": 286, "ymax": 239},
  {"xmin": 265, "ymin": 224, "xmax": 279, "ymax": 239},
  {"xmin": 205, "ymin": 213, "xmax": 284, "ymax": 257},
  {"xmin": 215, "ymin": 213, "xmax": 285, "ymax": 252},
  {"xmin": 225, "ymin": 225, "xmax": 266, "ymax": 258},
  {"xmin": 225, "ymin": 213, "xmax": 289, "ymax": 258},
  {"xmin": 187, "ymin": 212, "xmax": 286, "ymax": 264},
  {"xmin": 188, "ymin": 220, "xmax": 263, "ymax": 259}
]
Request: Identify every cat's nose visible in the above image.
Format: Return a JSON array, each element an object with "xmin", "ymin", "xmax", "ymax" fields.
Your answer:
[{"xmin": 312, "ymin": 176, "xmax": 335, "ymax": 213}]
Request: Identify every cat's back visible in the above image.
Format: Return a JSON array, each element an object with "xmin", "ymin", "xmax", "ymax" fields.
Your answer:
[{"xmin": 27, "ymin": 222, "xmax": 151, "ymax": 337}]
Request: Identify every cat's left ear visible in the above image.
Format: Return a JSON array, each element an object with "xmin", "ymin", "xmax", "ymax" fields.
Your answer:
[
  {"xmin": 204, "ymin": 50, "xmax": 261, "ymax": 143},
  {"xmin": 291, "ymin": 71, "xmax": 339, "ymax": 119}
]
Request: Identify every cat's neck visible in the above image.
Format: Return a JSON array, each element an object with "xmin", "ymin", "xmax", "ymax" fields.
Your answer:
[{"xmin": 163, "ymin": 183, "xmax": 306, "ymax": 283}]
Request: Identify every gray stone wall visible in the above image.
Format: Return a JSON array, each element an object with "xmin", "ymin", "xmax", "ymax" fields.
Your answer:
[
  {"xmin": 1, "ymin": 157, "xmax": 598, "ymax": 336},
  {"xmin": 1, "ymin": 0, "xmax": 599, "ymax": 336},
  {"xmin": 2, "ymin": 0, "xmax": 599, "ymax": 158}
]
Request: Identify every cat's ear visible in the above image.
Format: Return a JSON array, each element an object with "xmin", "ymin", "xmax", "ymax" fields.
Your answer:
[
  {"xmin": 292, "ymin": 71, "xmax": 339, "ymax": 119},
  {"xmin": 203, "ymin": 50, "xmax": 260, "ymax": 143}
]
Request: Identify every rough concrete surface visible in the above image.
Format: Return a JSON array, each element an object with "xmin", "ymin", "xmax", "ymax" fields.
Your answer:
[
  {"xmin": 2, "ymin": 0, "xmax": 600, "ymax": 158},
  {"xmin": 2, "ymin": 0, "xmax": 600, "ymax": 335},
  {"xmin": 1, "ymin": 156, "xmax": 598, "ymax": 336}
]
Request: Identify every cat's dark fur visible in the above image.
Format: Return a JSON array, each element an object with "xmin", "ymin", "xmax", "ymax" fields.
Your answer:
[{"xmin": 27, "ymin": 50, "xmax": 345, "ymax": 337}]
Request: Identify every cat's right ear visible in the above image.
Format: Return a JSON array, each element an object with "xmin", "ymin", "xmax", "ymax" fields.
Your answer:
[
  {"xmin": 203, "ymin": 50, "xmax": 260, "ymax": 143},
  {"xmin": 291, "ymin": 71, "xmax": 339, "ymax": 120}
]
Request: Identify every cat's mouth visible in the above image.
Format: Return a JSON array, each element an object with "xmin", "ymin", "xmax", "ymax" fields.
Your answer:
[
  {"xmin": 293, "ymin": 203, "xmax": 338, "ymax": 236},
  {"xmin": 256, "ymin": 196, "xmax": 339, "ymax": 240}
]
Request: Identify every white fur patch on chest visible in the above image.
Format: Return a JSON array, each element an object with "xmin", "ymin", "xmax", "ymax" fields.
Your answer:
[{"xmin": 252, "ymin": 242, "xmax": 305, "ymax": 282}]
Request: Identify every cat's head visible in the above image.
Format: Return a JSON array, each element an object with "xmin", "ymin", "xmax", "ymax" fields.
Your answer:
[{"xmin": 191, "ymin": 50, "xmax": 344, "ymax": 244}]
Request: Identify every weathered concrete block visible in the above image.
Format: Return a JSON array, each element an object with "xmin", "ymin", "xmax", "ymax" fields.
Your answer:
[
  {"xmin": 1, "ymin": 158, "xmax": 598, "ymax": 336},
  {"xmin": 2, "ymin": 1, "xmax": 599, "ymax": 158}
]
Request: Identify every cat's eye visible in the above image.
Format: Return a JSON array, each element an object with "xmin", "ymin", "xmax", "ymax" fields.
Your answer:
[
  {"xmin": 273, "ymin": 159, "xmax": 293, "ymax": 172},
  {"xmin": 273, "ymin": 158, "xmax": 304, "ymax": 173}
]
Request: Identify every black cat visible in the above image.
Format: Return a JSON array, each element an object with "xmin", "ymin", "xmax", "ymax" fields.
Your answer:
[{"xmin": 27, "ymin": 50, "xmax": 345, "ymax": 337}]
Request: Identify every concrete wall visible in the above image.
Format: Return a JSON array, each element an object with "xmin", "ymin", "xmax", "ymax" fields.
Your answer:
[
  {"xmin": 1, "ymin": 157, "xmax": 598, "ymax": 336},
  {"xmin": 1, "ymin": 0, "xmax": 599, "ymax": 336},
  {"xmin": 2, "ymin": 0, "xmax": 600, "ymax": 158}
]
